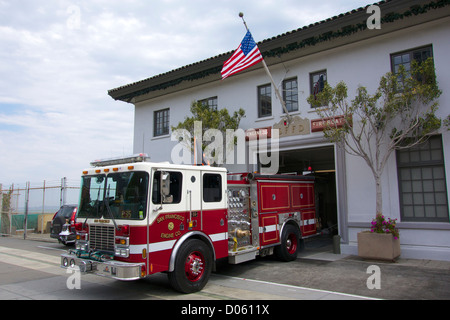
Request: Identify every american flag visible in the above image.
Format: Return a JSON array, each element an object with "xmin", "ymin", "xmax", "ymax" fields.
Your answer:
[{"xmin": 221, "ymin": 30, "xmax": 263, "ymax": 80}]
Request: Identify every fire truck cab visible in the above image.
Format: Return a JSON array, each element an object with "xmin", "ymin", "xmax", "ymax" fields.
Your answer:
[{"xmin": 61, "ymin": 154, "xmax": 316, "ymax": 293}]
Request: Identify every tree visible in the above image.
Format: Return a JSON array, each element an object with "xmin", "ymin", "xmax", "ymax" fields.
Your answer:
[
  {"xmin": 171, "ymin": 101, "xmax": 245, "ymax": 165},
  {"xmin": 307, "ymin": 57, "xmax": 443, "ymax": 217},
  {"xmin": 1, "ymin": 188, "xmax": 12, "ymax": 235}
]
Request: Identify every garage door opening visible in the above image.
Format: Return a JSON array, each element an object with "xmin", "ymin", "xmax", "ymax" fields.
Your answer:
[{"xmin": 274, "ymin": 146, "xmax": 338, "ymax": 237}]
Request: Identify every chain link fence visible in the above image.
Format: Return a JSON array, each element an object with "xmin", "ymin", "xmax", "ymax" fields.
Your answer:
[{"xmin": 0, "ymin": 178, "xmax": 80, "ymax": 238}]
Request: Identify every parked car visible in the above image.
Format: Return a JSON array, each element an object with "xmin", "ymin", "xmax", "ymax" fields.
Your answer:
[{"xmin": 50, "ymin": 205, "xmax": 78, "ymax": 245}]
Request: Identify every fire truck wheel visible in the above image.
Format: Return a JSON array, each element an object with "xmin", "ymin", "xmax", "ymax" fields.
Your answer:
[
  {"xmin": 168, "ymin": 239, "xmax": 213, "ymax": 293},
  {"xmin": 275, "ymin": 224, "xmax": 300, "ymax": 261}
]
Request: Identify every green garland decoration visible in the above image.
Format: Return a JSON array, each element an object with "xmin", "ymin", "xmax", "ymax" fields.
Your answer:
[{"xmin": 264, "ymin": 0, "xmax": 450, "ymax": 57}]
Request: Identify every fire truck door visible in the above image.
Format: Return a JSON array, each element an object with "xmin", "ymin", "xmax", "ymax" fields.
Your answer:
[
  {"xmin": 259, "ymin": 214, "xmax": 280, "ymax": 247},
  {"xmin": 186, "ymin": 170, "xmax": 201, "ymax": 230}
]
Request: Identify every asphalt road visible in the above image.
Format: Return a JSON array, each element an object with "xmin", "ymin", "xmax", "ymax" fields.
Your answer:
[{"xmin": 0, "ymin": 236, "xmax": 449, "ymax": 302}]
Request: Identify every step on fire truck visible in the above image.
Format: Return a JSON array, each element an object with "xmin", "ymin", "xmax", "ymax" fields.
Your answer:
[{"xmin": 61, "ymin": 154, "xmax": 317, "ymax": 293}]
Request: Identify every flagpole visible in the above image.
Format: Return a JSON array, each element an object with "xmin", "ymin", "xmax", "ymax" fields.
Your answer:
[{"xmin": 239, "ymin": 13, "xmax": 292, "ymax": 126}]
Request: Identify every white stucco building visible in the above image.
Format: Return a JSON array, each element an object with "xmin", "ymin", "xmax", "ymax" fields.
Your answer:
[{"xmin": 109, "ymin": 0, "xmax": 450, "ymax": 261}]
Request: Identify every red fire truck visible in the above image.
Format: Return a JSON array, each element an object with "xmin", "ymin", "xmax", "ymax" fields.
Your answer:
[{"xmin": 61, "ymin": 154, "xmax": 316, "ymax": 293}]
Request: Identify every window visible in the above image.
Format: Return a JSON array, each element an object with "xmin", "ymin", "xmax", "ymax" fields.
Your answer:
[
  {"xmin": 78, "ymin": 172, "xmax": 149, "ymax": 220},
  {"xmin": 282, "ymin": 78, "xmax": 298, "ymax": 113},
  {"xmin": 154, "ymin": 108, "xmax": 170, "ymax": 137},
  {"xmin": 258, "ymin": 84, "xmax": 272, "ymax": 118},
  {"xmin": 310, "ymin": 70, "xmax": 327, "ymax": 106},
  {"xmin": 199, "ymin": 97, "xmax": 218, "ymax": 111},
  {"xmin": 203, "ymin": 173, "xmax": 222, "ymax": 202},
  {"xmin": 391, "ymin": 46, "xmax": 433, "ymax": 87},
  {"xmin": 397, "ymin": 135, "xmax": 449, "ymax": 222},
  {"xmin": 152, "ymin": 171, "xmax": 183, "ymax": 204}
]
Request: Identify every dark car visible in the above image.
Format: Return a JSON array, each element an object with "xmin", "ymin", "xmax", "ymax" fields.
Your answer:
[{"xmin": 50, "ymin": 205, "xmax": 78, "ymax": 245}]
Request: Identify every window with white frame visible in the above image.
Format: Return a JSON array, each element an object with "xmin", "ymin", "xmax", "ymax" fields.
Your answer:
[
  {"xmin": 310, "ymin": 70, "xmax": 327, "ymax": 107},
  {"xmin": 397, "ymin": 135, "xmax": 449, "ymax": 222},
  {"xmin": 258, "ymin": 84, "xmax": 272, "ymax": 118},
  {"xmin": 282, "ymin": 78, "xmax": 298, "ymax": 113},
  {"xmin": 154, "ymin": 108, "xmax": 170, "ymax": 137},
  {"xmin": 391, "ymin": 45, "xmax": 433, "ymax": 87},
  {"xmin": 199, "ymin": 97, "xmax": 218, "ymax": 111}
]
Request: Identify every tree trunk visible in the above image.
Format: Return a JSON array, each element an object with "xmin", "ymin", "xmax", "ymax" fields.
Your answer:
[{"xmin": 375, "ymin": 174, "xmax": 382, "ymax": 217}]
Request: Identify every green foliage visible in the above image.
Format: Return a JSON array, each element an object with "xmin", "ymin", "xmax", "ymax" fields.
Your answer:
[
  {"xmin": 1, "ymin": 190, "xmax": 12, "ymax": 234},
  {"xmin": 307, "ymin": 57, "xmax": 444, "ymax": 216},
  {"xmin": 444, "ymin": 115, "xmax": 450, "ymax": 130},
  {"xmin": 308, "ymin": 58, "xmax": 442, "ymax": 153},
  {"xmin": 171, "ymin": 100, "xmax": 245, "ymax": 151}
]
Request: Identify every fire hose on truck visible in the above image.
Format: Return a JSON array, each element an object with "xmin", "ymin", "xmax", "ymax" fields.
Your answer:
[{"xmin": 61, "ymin": 154, "xmax": 317, "ymax": 293}]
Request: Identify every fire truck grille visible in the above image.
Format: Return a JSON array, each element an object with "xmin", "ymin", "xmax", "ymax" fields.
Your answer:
[{"xmin": 89, "ymin": 225, "xmax": 115, "ymax": 252}]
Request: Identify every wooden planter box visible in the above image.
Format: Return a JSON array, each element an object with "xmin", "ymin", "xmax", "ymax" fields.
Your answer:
[{"xmin": 357, "ymin": 231, "xmax": 400, "ymax": 261}]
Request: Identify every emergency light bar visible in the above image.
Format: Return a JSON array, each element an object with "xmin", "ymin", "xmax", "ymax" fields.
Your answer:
[{"xmin": 90, "ymin": 153, "xmax": 150, "ymax": 167}]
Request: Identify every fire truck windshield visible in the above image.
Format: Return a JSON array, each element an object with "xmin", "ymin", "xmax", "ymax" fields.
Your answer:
[{"xmin": 78, "ymin": 171, "xmax": 149, "ymax": 220}]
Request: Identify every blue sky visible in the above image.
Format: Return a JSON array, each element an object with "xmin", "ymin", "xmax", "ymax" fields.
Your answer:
[{"xmin": 0, "ymin": 0, "xmax": 371, "ymax": 186}]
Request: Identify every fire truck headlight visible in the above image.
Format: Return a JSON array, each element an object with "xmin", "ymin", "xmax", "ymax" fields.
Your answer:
[
  {"xmin": 115, "ymin": 247, "xmax": 129, "ymax": 258},
  {"xmin": 76, "ymin": 241, "xmax": 88, "ymax": 251}
]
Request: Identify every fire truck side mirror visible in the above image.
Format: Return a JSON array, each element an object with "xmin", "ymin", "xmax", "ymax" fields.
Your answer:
[{"xmin": 161, "ymin": 171, "xmax": 173, "ymax": 204}]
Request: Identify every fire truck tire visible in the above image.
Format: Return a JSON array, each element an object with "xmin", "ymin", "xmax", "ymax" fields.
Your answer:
[
  {"xmin": 168, "ymin": 239, "xmax": 213, "ymax": 293},
  {"xmin": 275, "ymin": 224, "xmax": 300, "ymax": 261}
]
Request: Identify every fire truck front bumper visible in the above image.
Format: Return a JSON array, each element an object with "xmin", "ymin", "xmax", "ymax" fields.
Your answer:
[{"xmin": 61, "ymin": 253, "xmax": 145, "ymax": 281}]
